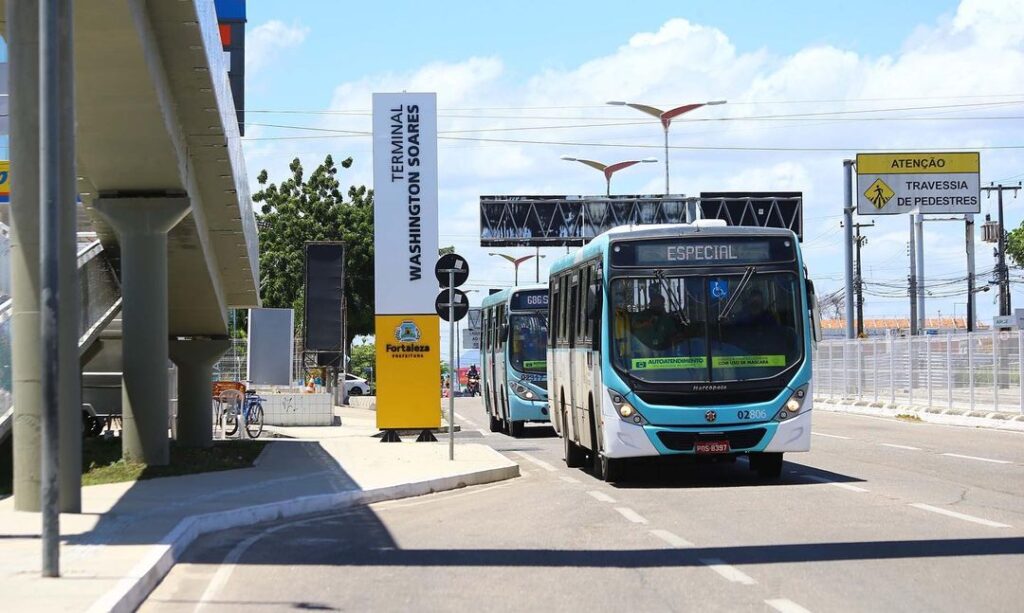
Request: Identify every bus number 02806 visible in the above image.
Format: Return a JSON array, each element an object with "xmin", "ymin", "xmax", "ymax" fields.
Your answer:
[{"xmin": 736, "ymin": 409, "xmax": 767, "ymax": 420}]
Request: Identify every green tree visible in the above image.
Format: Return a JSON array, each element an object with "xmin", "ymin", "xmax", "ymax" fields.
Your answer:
[
  {"xmin": 1006, "ymin": 222, "xmax": 1024, "ymax": 268},
  {"xmin": 253, "ymin": 155, "xmax": 374, "ymax": 344},
  {"xmin": 349, "ymin": 342, "xmax": 376, "ymax": 379}
]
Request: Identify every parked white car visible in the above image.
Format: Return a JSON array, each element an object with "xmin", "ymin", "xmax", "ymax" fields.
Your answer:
[{"xmin": 344, "ymin": 373, "xmax": 371, "ymax": 396}]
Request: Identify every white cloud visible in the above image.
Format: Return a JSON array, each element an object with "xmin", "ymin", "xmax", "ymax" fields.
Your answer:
[
  {"xmin": 242, "ymin": 0, "xmax": 1024, "ymax": 336},
  {"xmin": 246, "ymin": 20, "xmax": 309, "ymax": 73}
]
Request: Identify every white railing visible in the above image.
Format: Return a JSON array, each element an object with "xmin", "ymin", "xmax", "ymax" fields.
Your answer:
[{"xmin": 814, "ymin": 331, "xmax": 1024, "ymax": 414}]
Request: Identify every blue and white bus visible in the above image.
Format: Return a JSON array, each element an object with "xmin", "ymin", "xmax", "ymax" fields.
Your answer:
[
  {"xmin": 480, "ymin": 285, "xmax": 550, "ymax": 437},
  {"xmin": 548, "ymin": 222, "xmax": 820, "ymax": 481}
]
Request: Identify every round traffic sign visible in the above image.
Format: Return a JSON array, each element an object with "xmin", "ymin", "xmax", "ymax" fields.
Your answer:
[
  {"xmin": 435, "ymin": 253, "xmax": 470, "ymax": 288},
  {"xmin": 435, "ymin": 288, "xmax": 469, "ymax": 322}
]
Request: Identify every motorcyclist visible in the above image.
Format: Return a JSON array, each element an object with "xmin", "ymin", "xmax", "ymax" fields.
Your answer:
[{"xmin": 466, "ymin": 364, "xmax": 481, "ymax": 396}]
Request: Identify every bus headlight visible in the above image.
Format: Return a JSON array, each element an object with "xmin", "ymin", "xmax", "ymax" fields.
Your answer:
[
  {"xmin": 776, "ymin": 385, "xmax": 809, "ymax": 421},
  {"xmin": 509, "ymin": 380, "xmax": 537, "ymax": 401},
  {"xmin": 608, "ymin": 389, "xmax": 647, "ymax": 425}
]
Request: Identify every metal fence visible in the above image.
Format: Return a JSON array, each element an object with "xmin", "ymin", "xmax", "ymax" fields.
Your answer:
[
  {"xmin": 813, "ymin": 331, "xmax": 1024, "ymax": 414},
  {"xmin": 212, "ymin": 336, "xmax": 306, "ymax": 385}
]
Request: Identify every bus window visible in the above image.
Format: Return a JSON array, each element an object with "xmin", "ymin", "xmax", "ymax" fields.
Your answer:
[{"xmin": 509, "ymin": 311, "xmax": 547, "ymax": 373}]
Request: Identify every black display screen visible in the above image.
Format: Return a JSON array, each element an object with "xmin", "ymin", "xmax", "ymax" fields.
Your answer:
[
  {"xmin": 612, "ymin": 236, "xmax": 795, "ymax": 268},
  {"xmin": 510, "ymin": 289, "xmax": 549, "ymax": 310}
]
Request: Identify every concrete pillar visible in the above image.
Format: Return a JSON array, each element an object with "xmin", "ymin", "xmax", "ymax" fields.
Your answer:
[
  {"xmin": 8, "ymin": 0, "xmax": 81, "ymax": 513},
  {"xmin": 94, "ymin": 198, "xmax": 189, "ymax": 466},
  {"xmin": 169, "ymin": 339, "xmax": 230, "ymax": 448}
]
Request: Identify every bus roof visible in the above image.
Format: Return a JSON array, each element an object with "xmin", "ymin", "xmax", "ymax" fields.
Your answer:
[
  {"xmin": 548, "ymin": 223, "xmax": 799, "ymax": 277},
  {"xmin": 480, "ymin": 283, "xmax": 548, "ymax": 309}
]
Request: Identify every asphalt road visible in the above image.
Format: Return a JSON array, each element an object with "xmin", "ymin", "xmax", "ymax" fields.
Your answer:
[{"xmin": 143, "ymin": 400, "xmax": 1024, "ymax": 612}]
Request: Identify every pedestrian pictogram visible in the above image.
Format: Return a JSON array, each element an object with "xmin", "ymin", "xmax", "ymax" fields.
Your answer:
[{"xmin": 865, "ymin": 178, "xmax": 894, "ymax": 209}]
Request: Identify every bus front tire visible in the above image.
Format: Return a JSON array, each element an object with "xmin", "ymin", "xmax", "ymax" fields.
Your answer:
[
  {"xmin": 508, "ymin": 420, "xmax": 524, "ymax": 438},
  {"xmin": 750, "ymin": 452, "xmax": 783, "ymax": 480},
  {"xmin": 488, "ymin": 413, "xmax": 502, "ymax": 433},
  {"xmin": 594, "ymin": 453, "xmax": 623, "ymax": 482},
  {"xmin": 563, "ymin": 424, "xmax": 586, "ymax": 469}
]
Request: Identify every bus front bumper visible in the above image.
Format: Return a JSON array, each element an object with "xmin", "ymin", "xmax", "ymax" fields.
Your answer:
[
  {"xmin": 601, "ymin": 410, "xmax": 812, "ymax": 458},
  {"xmin": 507, "ymin": 393, "xmax": 550, "ymax": 423}
]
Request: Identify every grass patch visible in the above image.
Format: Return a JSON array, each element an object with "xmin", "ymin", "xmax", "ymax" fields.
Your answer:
[
  {"xmin": 82, "ymin": 438, "xmax": 267, "ymax": 487},
  {"xmin": 894, "ymin": 413, "xmax": 922, "ymax": 422}
]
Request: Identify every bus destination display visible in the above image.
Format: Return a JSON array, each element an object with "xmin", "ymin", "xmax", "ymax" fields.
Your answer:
[
  {"xmin": 511, "ymin": 290, "xmax": 549, "ymax": 310},
  {"xmin": 616, "ymin": 237, "xmax": 793, "ymax": 267}
]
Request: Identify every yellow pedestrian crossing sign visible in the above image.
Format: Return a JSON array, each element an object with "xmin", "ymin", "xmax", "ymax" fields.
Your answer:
[{"xmin": 865, "ymin": 178, "xmax": 894, "ymax": 210}]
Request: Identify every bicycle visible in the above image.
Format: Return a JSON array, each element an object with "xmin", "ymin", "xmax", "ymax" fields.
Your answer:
[{"xmin": 225, "ymin": 389, "xmax": 265, "ymax": 439}]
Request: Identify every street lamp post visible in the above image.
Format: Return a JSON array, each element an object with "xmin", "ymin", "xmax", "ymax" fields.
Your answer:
[
  {"xmin": 488, "ymin": 252, "xmax": 540, "ymax": 286},
  {"xmin": 560, "ymin": 156, "xmax": 658, "ymax": 196},
  {"xmin": 606, "ymin": 99, "xmax": 726, "ymax": 194}
]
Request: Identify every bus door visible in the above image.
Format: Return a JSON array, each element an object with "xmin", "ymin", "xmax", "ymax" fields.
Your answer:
[
  {"xmin": 575, "ymin": 265, "xmax": 596, "ymax": 452},
  {"xmin": 487, "ymin": 309, "xmax": 498, "ymax": 416},
  {"xmin": 568, "ymin": 272, "xmax": 581, "ymax": 444}
]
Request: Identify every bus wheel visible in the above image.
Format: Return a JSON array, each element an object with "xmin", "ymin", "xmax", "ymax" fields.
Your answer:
[
  {"xmin": 753, "ymin": 452, "xmax": 783, "ymax": 480},
  {"xmin": 563, "ymin": 414, "xmax": 586, "ymax": 468},
  {"xmin": 508, "ymin": 420, "xmax": 524, "ymax": 438},
  {"xmin": 599, "ymin": 454, "xmax": 624, "ymax": 482},
  {"xmin": 488, "ymin": 412, "xmax": 502, "ymax": 433}
]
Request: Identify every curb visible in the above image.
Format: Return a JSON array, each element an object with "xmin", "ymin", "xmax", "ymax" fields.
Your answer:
[
  {"xmin": 87, "ymin": 462, "xmax": 519, "ymax": 613},
  {"xmin": 815, "ymin": 399, "xmax": 1024, "ymax": 432}
]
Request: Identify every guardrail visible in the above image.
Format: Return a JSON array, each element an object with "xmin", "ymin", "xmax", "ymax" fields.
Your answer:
[{"xmin": 813, "ymin": 331, "xmax": 1024, "ymax": 414}]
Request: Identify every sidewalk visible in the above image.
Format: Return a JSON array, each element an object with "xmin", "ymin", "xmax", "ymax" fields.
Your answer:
[
  {"xmin": 0, "ymin": 405, "xmax": 518, "ymax": 612},
  {"xmin": 815, "ymin": 397, "xmax": 1024, "ymax": 432}
]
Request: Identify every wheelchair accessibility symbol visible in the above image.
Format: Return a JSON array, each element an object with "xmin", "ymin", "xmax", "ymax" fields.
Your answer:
[{"xmin": 709, "ymin": 279, "xmax": 729, "ymax": 300}]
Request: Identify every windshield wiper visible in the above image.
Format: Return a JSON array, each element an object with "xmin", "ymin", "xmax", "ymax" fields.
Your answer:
[
  {"xmin": 653, "ymin": 269, "xmax": 689, "ymax": 326},
  {"xmin": 717, "ymin": 266, "xmax": 756, "ymax": 322}
]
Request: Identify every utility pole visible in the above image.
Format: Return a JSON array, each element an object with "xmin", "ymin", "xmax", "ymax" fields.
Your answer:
[
  {"xmin": 852, "ymin": 221, "xmax": 874, "ymax": 337},
  {"xmin": 843, "ymin": 160, "xmax": 855, "ymax": 339},
  {"xmin": 981, "ymin": 183, "xmax": 1021, "ymax": 317},
  {"xmin": 966, "ymin": 214, "xmax": 976, "ymax": 331},
  {"xmin": 908, "ymin": 214, "xmax": 918, "ymax": 336}
]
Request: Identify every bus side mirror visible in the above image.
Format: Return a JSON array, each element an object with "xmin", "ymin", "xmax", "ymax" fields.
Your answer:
[{"xmin": 806, "ymin": 279, "xmax": 821, "ymax": 345}]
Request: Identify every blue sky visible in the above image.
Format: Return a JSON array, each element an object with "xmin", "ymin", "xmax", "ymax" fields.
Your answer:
[{"xmin": 238, "ymin": 0, "xmax": 1022, "ymax": 352}]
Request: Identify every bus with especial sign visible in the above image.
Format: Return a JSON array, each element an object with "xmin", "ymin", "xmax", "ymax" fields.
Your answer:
[
  {"xmin": 547, "ymin": 221, "xmax": 820, "ymax": 481},
  {"xmin": 480, "ymin": 284, "xmax": 551, "ymax": 437}
]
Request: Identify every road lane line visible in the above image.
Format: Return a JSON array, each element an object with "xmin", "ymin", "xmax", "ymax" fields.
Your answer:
[
  {"xmin": 511, "ymin": 451, "xmax": 558, "ymax": 472},
  {"xmin": 941, "ymin": 452, "xmax": 1011, "ymax": 465},
  {"xmin": 477, "ymin": 428, "xmax": 492, "ymax": 437},
  {"xmin": 559, "ymin": 475, "xmax": 581, "ymax": 484},
  {"xmin": 614, "ymin": 507, "xmax": 649, "ymax": 524},
  {"xmin": 908, "ymin": 503, "xmax": 1011, "ymax": 528},
  {"xmin": 699, "ymin": 558, "xmax": 757, "ymax": 585},
  {"xmin": 811, "ymin": 431, "xmax": 851, "ymax": 440},
  {"xmin": 454, "ymin": 412, "xmax": 469, "ymax": 421},
  {"xmin": 649, "ymin": 529, "xmax": 694, "ymax": 548},
  {"xmin": 803, "ymin": 475, "xmax": 869, "ymax": 493},
  {"xmin": 880, "ymin": 443, "xmax": 921, "ymax": 451},
  {"xmin": 587, "ymin": 490, "xmax": 616, "ymax": 503},
  {"xmin": 375, "ymin": 482, "xmax": 516, "ymax": 510},
  {"xmin": 765, "ymin": 598, "xmax": 813, "ymax": 613}
]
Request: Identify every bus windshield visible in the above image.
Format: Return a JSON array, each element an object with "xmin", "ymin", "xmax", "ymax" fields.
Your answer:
[
  {"xmin": 508, "ymin": 313, "xmax": 548, "ymax": 373},
  {"xmin": 610, "ymin": 272, "xmax": 803, "ymax": 383}
]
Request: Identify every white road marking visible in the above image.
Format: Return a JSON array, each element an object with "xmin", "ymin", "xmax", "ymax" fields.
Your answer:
[
  {"xmin": 941, "ymin": 452, "xmax": 1011, "ymax": 465},
  {"xmin": 649, "ymin": 529, "xmax": 694, "ymax": 548},
  {"xmin": 880, "ymin": 443, "xmax": 921, "ymax": 451},
  {"xmin": 614, "ymin": 507, "xmax": 649, "ymax": 524},
  {"xmin": 477, "ymin": 428, "xmax": 492, "ymax": 437},
  {"xmin": 765, "ymin": 598, "xmax": 813, "ymax": 613},
  {"xmin": 699, "ymin": 558, "xmax": 757, "ymax": 585},
  {"xmin": 511, "ymin": 451, "xmax": 557, "ymax": 472},
  {"xmin": 454, "ymin": 412, "xmax": 469, "ymax": 421},
  {"xmin": 587, "ymin": 490, "xmax": 616, "ymax": 503},
  {"xmin": 803, "ymin": 475, "xmax": 869, "ymax": 493},
  {"xmin": 908, "ymin": 503, "xmax": 1011, "ymax": 528},
  {"xmin": 375, "ymin": 482, "xmax": 516, "ymax": 510},
  {"xmin": 811, "ymin": 431, "xmax": 851, "ymax": 440},
  {"xmin": 559, "ymin": 475, "xmax": 581, "ymax": 484}
]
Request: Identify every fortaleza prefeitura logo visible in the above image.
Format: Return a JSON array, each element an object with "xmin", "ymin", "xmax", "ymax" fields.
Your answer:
[{"xmin": 387, "ymin": 320, "xmax": 430, "ymax": 358}]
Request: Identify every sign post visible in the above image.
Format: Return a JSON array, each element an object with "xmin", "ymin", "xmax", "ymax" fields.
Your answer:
[{"xmin": 435, "ymin": 253, "xmax": 469, "ymax": 460}]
